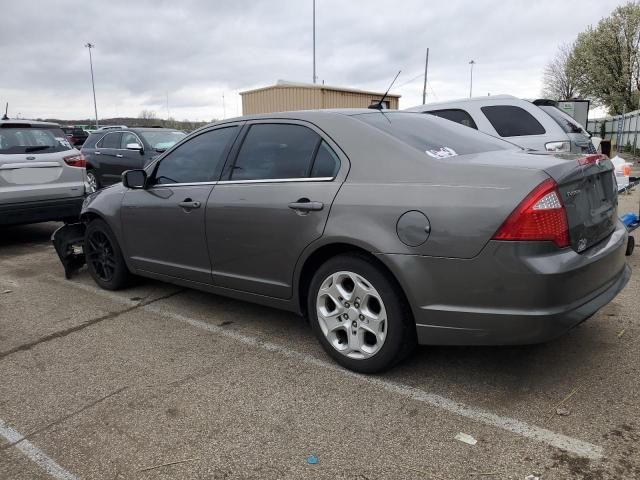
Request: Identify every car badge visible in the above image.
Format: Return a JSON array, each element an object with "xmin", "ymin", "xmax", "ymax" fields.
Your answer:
[
  {"xmin": 26, "ymin": 156, "xmax": 35, "ymax": 160},
  {"xmin": 566, "ymin": 189, "xmax": 581, "ymax": 198}
]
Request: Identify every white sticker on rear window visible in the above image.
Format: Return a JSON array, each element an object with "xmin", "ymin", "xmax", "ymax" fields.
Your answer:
[
  {"xmin": 55, "ymin": 137, "xmax": 72, "ymax": 149},
  {"xmin": 425, "ymin": 147, "xmax": 457, "ymax": 159}
]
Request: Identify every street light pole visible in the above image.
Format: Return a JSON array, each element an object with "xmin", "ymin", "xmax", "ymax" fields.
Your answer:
[
  {"xmin": 469, "ymin": 60, "xmax": 475, "ymax": 98},
  {"xmin": 312, "ymin": 0, "xmax": 317, "ymax": 84},
  {"xmin": 85, "ymin": 43, "xmax": 99, "ymax": 129}
]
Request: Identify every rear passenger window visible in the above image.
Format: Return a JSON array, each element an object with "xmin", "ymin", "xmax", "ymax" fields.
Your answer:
[
  {"xmin": 427, "ymin": 109, "xmax": 477, "ymax": 129},
  {"xmin": 97, "ymin": 132, "xmax": 122, "ymax": 149},
  {"xmin": 311, "ymin": 141, "xmax": 340, "ymax": 177},
  {"xmin": 481, "ymin": 105, "xmax": 546, "ymax": 137},
  {"xmin": 231, "ymin": 124, "xmax": 321, "ymax": 180}
]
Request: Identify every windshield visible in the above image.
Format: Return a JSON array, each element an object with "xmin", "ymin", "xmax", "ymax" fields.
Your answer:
[
  {"xmin": 140, "ymin": 130, "xmax": 186, "ymax": 150},
  {"xmin": 352, "ymin": 112, "xmax": 515, "ymax": 157},
  {"xmin": 541, "ymin": 106, "xmax": 587, "ymax": 135},
  {"xmin": 0, "ymin": 125, "xmax": 72, "ymax": 154}
]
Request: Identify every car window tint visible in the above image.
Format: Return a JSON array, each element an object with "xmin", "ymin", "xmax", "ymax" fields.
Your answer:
[
  {"xmin": 121, "ymin": 132, "xmax": 139, "ymax": 149},
  {"xmin": 480, "ymin": 105, "xmax": 546, "ymax": 137},
  {"xmin": 354, "ymin": 112, "xmax": 512, "ymax": 157},
  {"xmin": 231, "ymin": 124, "xmax": 320, "ymax": 180},
  {"xmin": 0, "ymin": 126, "xmax": 70, "ymax": 154},
  {"xmin": 98, "ymin": 132, "xmax": 122, "ymax": 149},
  {"xmin": 311, "ymin": 141, "xmax": 340, "ymax": 177},
  {"xmin": 427, "ymin": 109, "xmax": 478, "ymax": 129},
  {"xmin": 154, "ymin": 127, "xmax": 238, "ymax": 185}
]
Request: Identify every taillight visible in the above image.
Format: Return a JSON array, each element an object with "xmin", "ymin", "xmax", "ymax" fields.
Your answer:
[
  {"xmin": 577, "ymin": 153, "xmax": 606, "ymax": 166},
  {"xmin": 492, "ymin": 178, "xmax": 569, "ymax": 248},
  {"xmin": 63, "ymin": 153, "xmax": 87, "ymax": 168},
  {"xmin": 545, "ymin": 141, "xmax": 571, "ymax": 152}
]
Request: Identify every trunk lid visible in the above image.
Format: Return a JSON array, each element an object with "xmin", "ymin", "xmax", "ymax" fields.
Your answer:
[{"xmin": 532, "ymin": 152, "xmax": 617, "ymax": 253}]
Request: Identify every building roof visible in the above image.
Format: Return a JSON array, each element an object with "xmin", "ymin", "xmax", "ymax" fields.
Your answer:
[{"xmin": 240, "ymin": 80, "xmax": 401, "ymax": 98}]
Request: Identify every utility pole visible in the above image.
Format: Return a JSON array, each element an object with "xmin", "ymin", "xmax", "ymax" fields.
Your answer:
[
  {"xmin": 312, "ymin": 0, "xmax": 317, "ymax": 83},
  {"xmin": 633, "ymin": 96, "xmax": 640, "ymax": 155},
  {"xmin": 85, "ymin": 43, "xmax": 99, "ymax": 129},
  {"xmin": 469, "ymin": 60, "xmax": 475, "ymax": 98},
  {"xmin": 222, "ymin": 93, "xmax": 226, "ymax": 119},
  {"xmin": 422, "ymin": 48, "xmax": 429, "ymax": 104}
]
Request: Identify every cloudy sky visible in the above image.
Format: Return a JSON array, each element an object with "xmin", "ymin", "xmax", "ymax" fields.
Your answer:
[{"xmin": 0, "ymin": 0, "xmax": 626, "ymax": 121}]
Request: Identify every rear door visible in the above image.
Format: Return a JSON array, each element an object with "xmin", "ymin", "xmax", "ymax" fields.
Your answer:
[
  {"xmin": 0, "ymin": 124, "xmax": 84, "ymax": 205},
  {"xmin": 206, "ymin": 121, "xmax": 345, "ymax": 298}
]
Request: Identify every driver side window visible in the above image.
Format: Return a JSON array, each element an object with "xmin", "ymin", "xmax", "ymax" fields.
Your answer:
[{"xmin": 154, "ymin": 126, "xmax": 238, "ymax": 185}]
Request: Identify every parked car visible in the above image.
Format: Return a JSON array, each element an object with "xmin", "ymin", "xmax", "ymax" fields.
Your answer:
[
  {"xmin": 61, "ymin": 126, "xmax": 89, "ymax": 147},
  {"xmin": 81, "ymin": 127, "xmax": 186, "ymax": 191},
  {"xmin": 1, "ymin": 119, "xmax": 87, "ymax": 226},
  {"xmin": 53, "ymin": 110, "xmax": 631, "ymax": 372},
  {"xmin": 406, "ymin": 95, "xmax": 597, "ymax": 154}
]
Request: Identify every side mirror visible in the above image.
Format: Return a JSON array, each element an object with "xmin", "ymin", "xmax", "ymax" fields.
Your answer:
[
  {"xmin": 122, "ymin": 169, "xmax": 147, "ymax": 189},
  {"xmin": 155, "ymin": 147, "xmax": 167, "ymax": 153},
  {"xmin": 126, "ymin": 142, "xmax": 143, "ymax": 151}
]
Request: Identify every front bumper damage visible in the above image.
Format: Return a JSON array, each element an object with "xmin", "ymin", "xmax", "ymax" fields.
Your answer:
[{"xmin": 51, "ymin": 223, "xmax": 86, "ymax": 279}]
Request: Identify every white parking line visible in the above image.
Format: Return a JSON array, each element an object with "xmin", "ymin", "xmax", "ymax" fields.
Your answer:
[
  {"xmin": 48, "ymin": 275, "xmax": 605, "ymax": 460},
  {"xmin": 0, "ymin": 419, "xmax": 78, "ymax": 480}
]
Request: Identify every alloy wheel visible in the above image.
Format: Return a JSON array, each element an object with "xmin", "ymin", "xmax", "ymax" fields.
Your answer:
[
  {"xmin": 316, "ymin": 271, "xmax": 387, "ymax": 359},
  {"xmin": 86, "ymin": 230, "xmax": 116, "ymax": 282},
  {"xmin": 86, "ymin": 172, "xmax": 98, "ymax": 193}
]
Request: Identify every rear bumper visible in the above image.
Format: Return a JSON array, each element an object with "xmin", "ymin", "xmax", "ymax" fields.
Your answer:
[
  {"xmin": 380, "ymin": 221, "xmax": 631, "ymax": 345},
  {"xmin": 0, "ymin": 197, "xmax": 84, "ymax": 226}
]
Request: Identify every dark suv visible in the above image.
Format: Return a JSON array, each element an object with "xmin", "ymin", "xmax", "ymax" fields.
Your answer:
[
  {"xmin": 62, "ymin": 126, "xmax": 89, "ymax": 147},
  {"xmin": 81, "ymin": 127, "xmax": 186, "ymax": 191}
]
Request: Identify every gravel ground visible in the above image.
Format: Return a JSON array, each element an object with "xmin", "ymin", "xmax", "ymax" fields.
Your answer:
[{"xmin": 0, "ymin": 187, "xmax": 638, "ymax": 480}]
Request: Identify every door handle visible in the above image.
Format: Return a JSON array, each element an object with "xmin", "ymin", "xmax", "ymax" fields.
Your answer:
[
  {"xmin": 95, "ymin": 151, "xmax": 101, "ymax": 155},
  {"xmin": 178, "ymin": 199, "xmax": 201, "ymax": 209},
  {"xmin": 288, "ymin": 198, "xmax": 324, "ymax": 211},
  {"xmin": 116, "ymin": 154, "xmax": 123, "ymax": 158}
]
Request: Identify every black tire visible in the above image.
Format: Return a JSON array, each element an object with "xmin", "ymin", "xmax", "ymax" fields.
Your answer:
[
  {"xmin": 307, "ymin": 253, "xmax": 416, "ymax": 373},
  {"xmin": 84, "ymin": 218, "xmax": 131, "ymax": 290}
]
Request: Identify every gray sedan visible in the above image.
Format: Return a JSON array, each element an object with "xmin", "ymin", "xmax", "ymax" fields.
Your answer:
[{"xmin": 53, "ymin": 110, "xmax": 632, "ymax": 372}]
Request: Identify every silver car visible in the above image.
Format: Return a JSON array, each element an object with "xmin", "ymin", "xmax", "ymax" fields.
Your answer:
[
  {"xmin": 53, "ymin": 110, "xmax": 631, "ymax": 372},
  {"xmin": 405, "ymin": 95, "xmax": 596, "ymax": 154},
  {"xmin": 1, "ymin": 120, "xmax": 87, "ymax": 226}
]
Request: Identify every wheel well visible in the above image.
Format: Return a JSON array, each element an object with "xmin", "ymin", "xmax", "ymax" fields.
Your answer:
[
  {"xmin": 297, "ymin": 243, "xmax": 413, "ymax": 324},
  {"xmin": 80, "ymin": 211, "xmax": 101, "ymax": 224}
]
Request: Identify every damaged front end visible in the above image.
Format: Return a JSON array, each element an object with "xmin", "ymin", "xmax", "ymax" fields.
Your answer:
[{"xmin": 51, "ymin": 223, "xmax": 86, "ymax": 279}]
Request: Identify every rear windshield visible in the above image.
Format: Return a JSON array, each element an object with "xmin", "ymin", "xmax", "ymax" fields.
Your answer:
[
  {"xmin": 540, "ymin": 106, "xmax": 587, "ymax": 134},
  {"xmin": 352, "ymin": 112, "xmax": 513, "ymax": 157},
  {"xmin": 0, "ymin": 125, "xmax": 72, "ymax": 154},
  {"xmin": 139, "ymin": 130, "xmax": 186, "ymax": 150}
]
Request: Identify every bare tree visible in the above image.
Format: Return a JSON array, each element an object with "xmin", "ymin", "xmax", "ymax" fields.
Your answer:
[
  {"xmin": 138, "ymin": 110, "xmax": 157, "ymax": 120},
  {"xmin": 542, "ymin": 43, "xmax": 579, "ymax": 100}
]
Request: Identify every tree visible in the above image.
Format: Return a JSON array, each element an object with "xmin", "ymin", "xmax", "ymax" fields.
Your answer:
[
  {"xmin": 138, "ymin": 109, "xmax": 157, "ymax": 120},
  {"xmin": 569, "ymin": 2, "xmax": 640, "ymax": 114},
  {"xmin": 542, "ymin": 43, "xmax": 579, "ymax": 100}
]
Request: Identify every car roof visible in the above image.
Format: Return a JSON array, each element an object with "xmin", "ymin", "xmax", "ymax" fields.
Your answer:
[
  {"xmin": 404, "ymin": 95, "xmax": 523, "ymax": 112},
  {"xmin": 0, "ymin": 119, "xmax": 60, "ymax": 128}
]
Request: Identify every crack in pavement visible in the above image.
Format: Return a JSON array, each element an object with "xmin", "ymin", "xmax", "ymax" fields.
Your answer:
[
  {"xmin": 0, "ymin": 289, "xmax": 184, "ymax": 361},
  {"xmin": 0, "ymin": 386, "xmax": 128, "ymax": 452}
]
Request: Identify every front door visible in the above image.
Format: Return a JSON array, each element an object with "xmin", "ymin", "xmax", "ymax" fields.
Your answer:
[
  {"xmin": 121, "ymin": 125, "xmax": 241, "ymax": 283},
  {"xmin": 206, "ymin": 121, "xmax": 345, "ymax": 299}
]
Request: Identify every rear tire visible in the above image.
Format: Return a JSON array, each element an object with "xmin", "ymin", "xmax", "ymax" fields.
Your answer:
[
  {"xmin": 307, "ymin": 253, "xmax": 416, "ymax": 373},
  {"xmin": 86, "ymin": 170, "xmax": 100, "ymax": 193},
  {"xmin": 85, "ymin": 218, "xmax": 131, "ymax": 290}
]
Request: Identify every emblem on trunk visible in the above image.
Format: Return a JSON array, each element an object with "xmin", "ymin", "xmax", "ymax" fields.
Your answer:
[
  {"xmin": 566, "ymin": 189, "xmax": 581, "ymax": 198},
  {"xmin": 26, "ymin": 156, "xmax": 35, "ymax": 160}
]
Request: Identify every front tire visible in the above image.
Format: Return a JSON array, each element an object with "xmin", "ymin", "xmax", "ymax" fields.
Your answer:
[
  {"xmin": 307, "ymin": 253, "xmax": 416, "ymax": 373},
  {"xmin": 85, "ymin": 219, "xmax": 131, "ymax": 290}
]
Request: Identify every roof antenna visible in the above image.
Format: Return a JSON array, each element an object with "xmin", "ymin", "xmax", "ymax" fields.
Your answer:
[
  {"xmin": 368, "ymin": 70, "xmax": 401, "ymax": 110},
  {"xmin": 1, "ymin": 102, "xmax": 8, "ymax": 120}
]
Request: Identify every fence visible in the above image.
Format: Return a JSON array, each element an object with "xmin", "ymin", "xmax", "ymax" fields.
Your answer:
[{"xmin": 587, "ymin": 109, "xmax": 640, "ymax": 153}]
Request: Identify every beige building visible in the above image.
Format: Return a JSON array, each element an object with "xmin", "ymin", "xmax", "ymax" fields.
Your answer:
[{"xmin": 240, "ymin": 80, "xmax": 400, "ymax": 115}]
